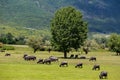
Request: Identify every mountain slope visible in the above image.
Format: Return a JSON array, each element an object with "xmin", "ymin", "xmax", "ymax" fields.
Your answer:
[
  {"xmin": 0, "ymin": 0, "xmax": 120, "ymax": 33},
  {"xmin": 73, "ymin": 0, "xmax": 120, "ymax": 33},
  {"xmin": 0, "ymin": 24, "xmax": 50, "ymax": 38}
]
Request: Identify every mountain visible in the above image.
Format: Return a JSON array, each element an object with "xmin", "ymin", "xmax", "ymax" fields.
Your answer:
[{"xmin": 0, "ymin": 0, "xmax": 120, "ymax": 33}]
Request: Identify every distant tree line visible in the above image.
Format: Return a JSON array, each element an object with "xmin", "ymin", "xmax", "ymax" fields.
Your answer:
[
  {"xmin": 0, "ymin": 32, "xmax": 51, "ymax": 52},
  {"xmin": 1, "ymin": 32, "xmax": 120, "ymax": 56},
  {"xmin": 0, "ymin": 33, "xmax": 26, "ymax": 45}
]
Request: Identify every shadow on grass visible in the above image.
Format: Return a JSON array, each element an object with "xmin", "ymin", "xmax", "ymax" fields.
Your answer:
[
  {"xmin": 111, "ymin": 54, "xmax": 120, "ymax": 56},
  {"xmin": 58, "ymin": 57, "xmax": 89, "ymax": 59}
]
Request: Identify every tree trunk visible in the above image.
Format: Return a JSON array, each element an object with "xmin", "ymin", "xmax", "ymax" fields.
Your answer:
[
  {"xmin": 34, "ymin": 48, "xmax": 37, "ymax": 53},
  {"xmin": 64, "ymin": 51, "xmax": 67, "ymax": 58},
  {"xmin": 116, "ymin": 52, "xmax": 120, "ymax": 56}
]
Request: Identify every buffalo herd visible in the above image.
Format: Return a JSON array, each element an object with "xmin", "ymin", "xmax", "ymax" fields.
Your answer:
[
  {"xmin": 22, "ymin": 54, "xmax": 107, "ymax": 79},
  {"xmin": 4, "ymin": 53, "xmax": 108, "ymax": 79}
]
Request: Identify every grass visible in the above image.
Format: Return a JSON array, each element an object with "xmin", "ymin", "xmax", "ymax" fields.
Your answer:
[{"xmin": 0, "ymin": 45, "xmax": 120, "ymax": 80}]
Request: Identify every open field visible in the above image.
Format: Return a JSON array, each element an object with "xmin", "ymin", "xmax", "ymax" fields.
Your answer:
[{"xmin": 0, "ymin": 45, "xmax": 120, "ymax": 80}]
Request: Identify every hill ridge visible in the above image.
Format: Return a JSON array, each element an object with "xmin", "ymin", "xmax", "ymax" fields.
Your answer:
[{"xmin": 0, "ymin": 0, "xmax": 120, "ymax": 33}]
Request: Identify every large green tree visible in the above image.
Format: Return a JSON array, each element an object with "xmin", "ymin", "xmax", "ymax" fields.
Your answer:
[
  {"xmin": 51, "ymin": 6, "xmax": 88, "ymax": 58},
  {"xmin": 108, "ymin": 33, "xmax": 120, "ymax": 55}
]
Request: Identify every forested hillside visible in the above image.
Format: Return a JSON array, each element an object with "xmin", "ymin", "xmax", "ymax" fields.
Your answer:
[{"xmin": 0, "ymin": 0, "xmax": 120, "ymax": 33}]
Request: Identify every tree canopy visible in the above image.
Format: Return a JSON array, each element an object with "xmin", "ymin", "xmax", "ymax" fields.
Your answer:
[
  {"xmin": 108, "ymin": 33, "xmax": 120, "ymax": 55},
  {"xmin": 26, "ymin": 37, "xmax": 44, "ymax": 53},
  {"xmin": 51, "ymin": 6, "xmax": 88, "ymax": 58}
]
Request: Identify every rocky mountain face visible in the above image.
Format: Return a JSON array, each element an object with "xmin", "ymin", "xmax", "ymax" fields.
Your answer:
[{"xmin": 0, "ymin": 0, "xmax": 120, "ymax": 33}]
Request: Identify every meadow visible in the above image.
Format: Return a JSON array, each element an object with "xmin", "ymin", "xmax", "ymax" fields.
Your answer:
[{"xmin": 0, "ymin": 45, "xmax": 120, "ymax": 80}]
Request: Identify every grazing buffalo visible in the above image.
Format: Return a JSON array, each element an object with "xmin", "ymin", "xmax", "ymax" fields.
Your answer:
[
  {"xmin": 70, "ymin": 54, "xmax": 74, "ymax": 58},
  {"xmin": 37, "ymin": 59, "xmax": 43, "ymax": 64},
  {"xmin": 59, "ymin": 61, "xmax": 68, "ymax": 67},
  {"xmin": 75, "ymin": 62, "xmax": 83, "ymax": 68},
  {"xmin": 5, "ymin": 53, "xmax": 11, "ymax": 56},
  {"xmin": 92, "ymin": 64, "xmax": 100, "ymax": 70},
  {"xmin": 23, "ymin": 54, "xmax": 28, "ymax": 58},
  {"xmin": 99, "ymin": 71, "xmax": 108, "ymax": 79},
  {"xmin": 43, "ymin": 58, "xmax": 51, "ymax": 64},
  {"xmin": 80, "ymin": 56, "xmax": 86, "ymax": 59},
  {"xmin": 75, "ymin": 55, "xmax": 78, "ymax": 59},
  {"xmin": 24, "ymin": 55, "xmax": 36, "ymax": 61},
  {"xmin": 49, "ymin": 56, "xmax": 59, "ymax": 62},
  {"xmin": 89, "ymin": 57, "xmax": 96, "ymax": 61}
]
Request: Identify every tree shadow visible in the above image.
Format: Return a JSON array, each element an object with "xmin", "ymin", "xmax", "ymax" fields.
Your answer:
[{"xmin": 111, "ymin": 54, "xmax": 120, "ymax": 56}]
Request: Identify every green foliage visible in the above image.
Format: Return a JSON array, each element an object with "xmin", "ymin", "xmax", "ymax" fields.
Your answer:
[
  {"xmin": 84, "ymin": 39, "xmax": 100, "ymax": 51},
  {"xmin": 0, "ymin": 32, "xmax": 26, "ymax": 45},
  {"xmin": 86, "ymin": 33, "xmax": 110, "ymax": 51},
  {"xmin": 94, "ymin": 37, "xmax": 108, "ymax": 49},
  {"xmin": 26, "ymin": 37, "xmax": 44, "ymax": 53},
  {"xmin": 0, "ymin": 33, "xmax": 15, "ymax": 44},
  {"xmin": 108, "ymin": 33, "xmax": 120, "ymax": 55},
  {"xmin": 15, "ymin": 36, "xmax": 26, "ymax": 45},
  {"xmin": 51, "ymin": 6, "xmax": 88, "ymax": 58},
  {"xmin": 0, "ymin": 24, "xmax": 51, "ymax": 45}
]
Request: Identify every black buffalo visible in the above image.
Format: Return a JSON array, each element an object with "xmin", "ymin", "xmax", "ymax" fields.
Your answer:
[
  {"xmin": 23, "ymin": 54, "xmax": 28, "ymax": 58},
  {"xmin": 75, "ymin": 62, "xmax": 83, "ymax": 68},
  {"xmin": 92, "ymin": 64, "xmax": 100, "ymax": 70},
  {"xmin": 49, "ymin": 56, "xmax": 59, "ymax": 62},
  {"xmin": 5, "ymin": 53, "xmax": 11, "ymax": 56},
  {"xmin": 99, "ymin": 71, "xmax": 108, "ymax": 79},
  {"xmin": 43, "ymin": 58, "xmax": 51, "ymax": 64},
  {"xmin": 24, "ymin": 55, "xmax": 36, "ymax": 61},
  {"xmin": 89, "ymin": 57, "xmax": 96, "ymax": 61},
  {"xmin": 37, "ymin": 59, "xmax": 43, "ymax": 64},
  {"xmin": 70, "ymin": 54, "xmax": 74, "ymax": 58},
  {"xmin": 59, "ymin": 61, "xmax": 68, "ymax": 67},
  {"xmin": 80, "ymin": 56, "xmax": 86, "ymax": 59},
  {"xmin": 75, "ymin": 55, "xmax": 78, "ymax": 59}
]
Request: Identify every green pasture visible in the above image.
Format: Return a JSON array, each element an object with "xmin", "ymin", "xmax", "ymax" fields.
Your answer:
[{"xmin": 0, "ymin": 45, "xmax": 120, "ymax": 80}]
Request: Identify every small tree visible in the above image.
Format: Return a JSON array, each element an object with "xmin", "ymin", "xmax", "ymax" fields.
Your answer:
[
  {"xmin": 51, "ymin": 6, "xmax": 88, "ymax": 58},
  {"xmin": 83, "ymin": 39, "xmax": 100, "ymax": 52},
  {"xmin": 27, "ymin": 37, "xmax": 44, "ymax": 53},
  {"xmin": 108, "ymin": 33, "xmax": 120, "ymax": 55}
]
